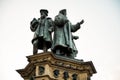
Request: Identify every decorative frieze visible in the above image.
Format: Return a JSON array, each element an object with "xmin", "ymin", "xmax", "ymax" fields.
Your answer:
[{"xmin": 17, "ymin": 52, "xmax": 96, "ymax": 80}]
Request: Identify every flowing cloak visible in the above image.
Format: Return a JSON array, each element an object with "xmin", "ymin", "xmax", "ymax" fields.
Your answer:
[
  {"xmin": 30, "ymin": 17, "xmax": 53, "ymax": 50},
  {"xmin": 52, "ymin": 20, "xmax": 80, "ymax": 57}
]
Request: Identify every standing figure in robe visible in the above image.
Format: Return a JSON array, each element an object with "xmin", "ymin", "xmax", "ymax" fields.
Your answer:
[
  {"xmin": 52, "ymin": 9, "xmax": 84, "ymax": 58},
  {"xmin": 30, "ymin": 9, "xmax": 53, "ymax": 55}
]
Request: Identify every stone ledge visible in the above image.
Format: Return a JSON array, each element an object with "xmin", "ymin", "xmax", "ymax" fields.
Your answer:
[
  {"xmin": 16, "ymin": 52, "xmax": 97, "ymax": 80},
  {"xmin": 26, "ymin": 52, "xmax": 96, "ymax": 74}
]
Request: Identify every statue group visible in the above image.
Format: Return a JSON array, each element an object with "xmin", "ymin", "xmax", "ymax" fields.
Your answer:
[{"xmin": 30, "ymin": 9, "xmax": 84, "ymax": 59}]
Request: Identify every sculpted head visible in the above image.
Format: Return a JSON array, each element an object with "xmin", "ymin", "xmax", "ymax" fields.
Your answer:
[
  {"xmin": 40, "ymin": 9, "xmax": 48, "ymax": 18},
  {"xmin": 59, "ymin": 9, "xmax": 67, "ymax": 16}
]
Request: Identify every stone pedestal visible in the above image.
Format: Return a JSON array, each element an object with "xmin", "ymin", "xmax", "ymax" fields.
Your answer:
[{"xmin": 16, "ymin": 52, "xmax": 96, "ymax": 80}]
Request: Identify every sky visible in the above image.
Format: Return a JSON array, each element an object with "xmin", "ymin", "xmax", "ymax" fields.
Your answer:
[{"xmin": 0, "ymin": 0, "xmax": 120, "ymax": 80}]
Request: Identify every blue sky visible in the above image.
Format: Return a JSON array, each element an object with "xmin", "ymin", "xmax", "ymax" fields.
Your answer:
[{"xmin": 0, "ymin": 0, "xmax": 120, "ymax": 80}]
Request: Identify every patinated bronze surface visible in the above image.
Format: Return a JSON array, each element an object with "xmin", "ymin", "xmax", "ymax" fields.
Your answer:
[
  {"xmin": 30, "ymin": 9, "xmax": 84, "ymax": 59},
  {"xmin": 52, "ymin": 9, "xmax": 84, "ymax": 58},
  {"xmin": 30, "ymin": 9, "xmax": 53, "ymax": 55}
]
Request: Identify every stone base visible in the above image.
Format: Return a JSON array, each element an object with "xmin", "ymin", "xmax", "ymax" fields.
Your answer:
[{"xmin": 16, "ymin": 52, "xmax": 96, "ymax": 80}]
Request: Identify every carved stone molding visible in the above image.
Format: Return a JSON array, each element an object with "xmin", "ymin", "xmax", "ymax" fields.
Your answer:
[{"xmin": 16, "ymin": 52, "xmax": 96, "ymax": 80}]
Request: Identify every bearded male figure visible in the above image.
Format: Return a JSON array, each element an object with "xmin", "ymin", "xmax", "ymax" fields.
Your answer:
[
  {"xmin": 52, "ymin": 9, "xmax": 84, "ymax": 58},
  {"xmin": 30, "ymin": 9, "xmax": 53, "ymax": 55}
]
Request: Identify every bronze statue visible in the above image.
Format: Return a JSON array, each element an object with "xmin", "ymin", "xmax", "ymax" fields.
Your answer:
[
  {"xmin": 30, "ymin": 9, "xmax": 53, "ymax": 55},
  {"xmin": 51, "ymin": 9, "xmax": 84, "ymax": 58}
]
